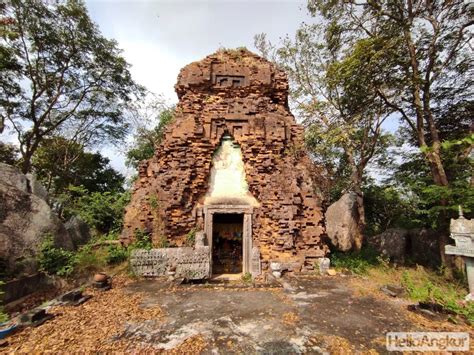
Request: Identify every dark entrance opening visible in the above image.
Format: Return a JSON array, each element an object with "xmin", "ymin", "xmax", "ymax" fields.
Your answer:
[{"xmin": 212, "ymin": 213, "xmax": 243, "ymax": 274}]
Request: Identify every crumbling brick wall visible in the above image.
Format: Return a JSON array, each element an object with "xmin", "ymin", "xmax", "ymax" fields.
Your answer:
[{"xmin": 121, "ymin": 49, "xmax": 328, "ymax": 270}]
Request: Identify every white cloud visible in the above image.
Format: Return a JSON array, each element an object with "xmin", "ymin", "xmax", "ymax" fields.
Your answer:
[{"xmin": 1, "ymin": 0, "xmax": 311, "ymax": 176}]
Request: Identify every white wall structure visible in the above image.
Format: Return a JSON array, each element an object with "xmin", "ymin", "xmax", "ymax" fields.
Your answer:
[{"xmin": 204, "ymin": 136, "xmax": 259, "ymax": 207}]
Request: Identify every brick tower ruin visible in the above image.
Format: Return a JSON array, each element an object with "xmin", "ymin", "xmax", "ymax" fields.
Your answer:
[{"xmin": 121, "ymin": 49, "xmax": 328, "ymax": 274}]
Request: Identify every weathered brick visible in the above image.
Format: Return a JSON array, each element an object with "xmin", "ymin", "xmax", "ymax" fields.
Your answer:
[{"xmin": 121, "ymin": 49, "xmax": 328, "ymax": 270}]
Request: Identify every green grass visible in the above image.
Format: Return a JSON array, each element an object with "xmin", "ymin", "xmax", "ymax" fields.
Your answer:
[
  {"xmin": 241, "ymin": 272, "xmax": 252, "ymax": 283},
  {"xmin": 330, "ymin": 247, "xmax": 387, "ymax": 275},
  {"xmin": 0, "ymin": 281, "xmax": 8, "ymax": 323},
  {"xmin": 401, "ymin": 268, "xmax": 474, "ymax": 324},
  {"xmin": 332, "ymin": 247, "xmax": 473, "ymax": 324}
]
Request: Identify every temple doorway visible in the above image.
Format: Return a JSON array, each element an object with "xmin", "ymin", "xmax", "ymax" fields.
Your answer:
[{"xmin": 212, "ymin": 213, "xmax": 243, "ymax": 274}]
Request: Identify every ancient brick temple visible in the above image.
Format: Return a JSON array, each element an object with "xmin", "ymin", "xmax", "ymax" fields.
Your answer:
[{"xmin": 121, "ymin": 49, "xmax": 328, "ymax": 274}]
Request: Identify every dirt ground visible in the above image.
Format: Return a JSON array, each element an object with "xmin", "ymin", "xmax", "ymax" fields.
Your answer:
[{"xmin": 2, "ymin": 274, "xmax": 473, "ymax": 354}]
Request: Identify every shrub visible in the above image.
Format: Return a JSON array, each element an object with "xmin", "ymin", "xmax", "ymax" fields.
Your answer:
[
  {"xmin": 331, "ymin": 247, "xmax": 384, "ymax": 275},
  {"xmin": 131, "ymin": 229, "xmax": 153, "ymax": 250},
  {"xmin": 155, "ymin": 236, "xmax": 169, "ymax": 248},
  {"xmin": 38, "ymin": 235, "xmax": 75, "ymax": 277},
  {"xmin": 59, "ymin": 186, "xmax": 130, "ymax": 234},
  {"xmin": 185, "ymin": 228, "xmax": 196, "ymax": 247},
  {"xmin": 74, "ymin": 244, "xmax": 106, "ymax": 274},
  {"xmin": 401, "ymin": 269, "xmax": 474, "ymax": 323},
  {"xmin": 241, "ymin": 272, "xmax": 252, "ymax": 283},
  {"xmin": 0, "ymin": 281, "xmax": 8, "ymax": 323},
  {"xmin": 106, "ymin": 245, "xmax": 128, "ymax": 264}
]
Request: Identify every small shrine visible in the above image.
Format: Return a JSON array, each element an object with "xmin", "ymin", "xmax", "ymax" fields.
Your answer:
[{"xmin": 445, "ymin": 207, "xmax": 474, "ymax": 300}]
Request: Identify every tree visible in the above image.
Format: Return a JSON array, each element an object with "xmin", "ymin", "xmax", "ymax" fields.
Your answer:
[
  {"xmin": 32, "ymin": 136, "xmax": 124, "ymax": 195},
  {"xmin": 58, "ymin": 185, "xmax": 130, "ymax": 233},
  {"xmin": 304, "ymin": 0, "xmax": 473, "ymax": 263},
  {"xmin": 0, "ymin": 2, "xmax": 21, "ymax": 135},
  {"xmin": 0, "ymin": 141, "xmax": 19, "ymax": 165},
  {"xmin": 126, "ymin": 107, "xmax": 175, "ymax": 169},
  {"xmin": 255, "ymin": 23, "xmax": 392, "ymax": 250},
  {"xmin": 0, "ymin": 0, "xmax": 143, "ymax": 173},
  {"xmin": 307, "ymin": 0, "xmax": 473, "ymax": 189}
]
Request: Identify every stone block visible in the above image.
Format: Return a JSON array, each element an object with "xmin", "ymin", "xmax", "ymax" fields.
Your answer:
[{"xmin": 130, "ymin": 247, "xmax": 211, "ymax": 280}]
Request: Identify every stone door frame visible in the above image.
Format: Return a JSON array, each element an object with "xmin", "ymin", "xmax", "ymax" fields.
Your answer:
[{"xmin": 203, "ymin": 205, "xmax": 253, "ymax": 275}]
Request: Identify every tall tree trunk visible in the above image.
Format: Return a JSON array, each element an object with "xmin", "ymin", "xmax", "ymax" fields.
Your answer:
[
  {"xmin": 347, "ymin": 150, "xmax": 365, "ymax": 251},
  {"xmin": 424, "ymin": 150, "xmax": 449, "ymax": 187},
  {"xmin": 402, "ymin": 24, "xmax": 454, "ymax": 269},
  {"xmin": 20, "ymin": 151, "xmax": 32, "ymax": 174}
]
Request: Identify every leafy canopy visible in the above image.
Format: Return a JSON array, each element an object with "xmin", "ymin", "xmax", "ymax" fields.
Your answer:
[
  {"xmin": 126, "ymin": 107, "xmax": 175, "ymax": 169},
  {"xmin": 32, "ymin": 136, "xmax": 124, "ymax": 195},
  {"xmin": 1, "ymin": 0, "xmax": 143, "ymax": 173}
]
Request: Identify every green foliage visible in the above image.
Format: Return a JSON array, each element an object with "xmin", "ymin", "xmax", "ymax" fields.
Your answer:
[
  {"xmin": 306, "ymin": 0, "xmax": 472, "ymax": 218},
  {"xmin": 59, "ymin": 186, "xmax": 130, "ymax": 233},
  {"xmin": 105, "ymin": 245, "xmax": 128, "ymax": 265},
  {"xmin": 2, "ymin": 0, "xmax": 143, "ymax": 173},
  {"xmin": 401, "ymin": 270, "xmax": 474, "ymax": 324},
  {"xmin": 131, "ymin": 229, "xmax": 153, "ymax": 250},
  {"xmin": 154, "ymin": 236, "xmax": 168, "ymax": 249},
  {"xmin": 387, "ymin": 147, "xmax": 473, "ymax": 228},
  {"xmin": 73, "ymin": 244, "xmax": 106, "ymax": 274},
  {"xmin": 38, "ymin": 232, "xmax": 131, "ymax": 277},
  {"xmin": 126, "ymin": 108, "xmax": 175, "ymax": 169},
  {"xmin": 149, "ymin": 194, "xmax": 159, "ymax": 210},
  {"xmin": 331, "ymin": 247, "xmax": 385, "ymax": 275},
  {"xmin": 0, "ymin": 281, "xmax": 8, "ymax": 323},
  {"xmin": 185, "ymin": 228, "xmax": 196, "ymax": 247},
  {"xmin": 38, "ymin": 235, "xmax": 75, "ymax": 277},
  {"xmin": 363, "ymin": 184, "xmax": 418, "ymax": 236},
  {"xmin": 241, "ymin": 272, "xmax": 252, "ymax": 283},
  {"xmin": 0, "ymin": 142, "xmax": 19, "ymax": 166},
  {"xmin": 32, "ymin": 137, "xmax": 124, "ymax": 195}
]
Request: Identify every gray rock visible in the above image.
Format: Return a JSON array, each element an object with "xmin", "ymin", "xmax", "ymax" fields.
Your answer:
[
  {"xmin": 368, "ymin": 228, "xmax": 409, "ymax": 264},
  {"xmin": 409, "ymin": 228, "xmax": 441, "ymax": 268},
  {"xmin": 314, "ymin": 257, "xmax": 330, "ymax": 275},
  {"xmin": 325, "ymin": 192, "xmax": 363, "ymax": 251},
  {"xmin": 18, "ymin": 307, "xmax": 54, "ymax": 327},
  {"xmin": 0, "ymin": 163, "xmax": 49, "ymax": 201},
  {"xmin": 380, "ymin": 284, "xmax": 405, "ymax": 297},
  {"xmin": 64, "ymin": 216, "xmax": 90, "ymax": 248},
  {"xmin": 0, "ymin": 162, "xmax": 29, "ymax": 192},
  {"xmin": 0, "ymin": 164, "xmax": 74, "ymax": 276},
  {"xmin": 130, "ymin": 248, "xmax": 211, "ymax": 279},
  {"xmin": 270, "ymin": 262, "xmax": 282, "ymax": 272},
  {"xmin": 26, "ymin": 172, "xmax": 49, "ymax": 201}
]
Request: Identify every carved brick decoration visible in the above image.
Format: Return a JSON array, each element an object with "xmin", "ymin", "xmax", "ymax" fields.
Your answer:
[
  {"xmin": 121, "ymin": 49, "xmax": 328, "ymax": 271},
  {"xmin": 130, "ymin": 248, "xmax": 210, "ymax": 279}
]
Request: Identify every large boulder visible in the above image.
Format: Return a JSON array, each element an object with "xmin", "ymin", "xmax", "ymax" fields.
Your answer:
[
  {"xmin": 64, "ymin": 216, "xmax": 90, "ymax": 249},
  {"xmin": 325, "ymin": 192, "xmax": 363, "ymax": 251},
  {"xmin": 0, "ymin": 163, "xmax": 74, "ymax": 276},
  {"xmin": 368, "ymin": 227, "xmax": 442, "ymax": 268},
  {"xmin": 368, "ymin": 228, "xmax": 409, "ymax": 263},
  {"xmin": 408, "ymin": 228, "xmax": 442, "ymax": 268},
  {"xmin": 0, "ymin": 162, "xmax": 29, "ymax": 192},
  {"xmin": 26, "ymin": 172, "xmax": 49, "ymax": 202}
]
